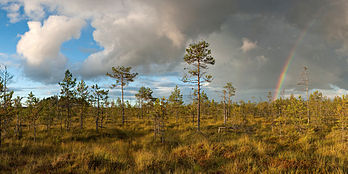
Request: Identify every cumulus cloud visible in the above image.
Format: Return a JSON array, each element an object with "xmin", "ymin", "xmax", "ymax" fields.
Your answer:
[
  {"xmin": 17, "ymin": 15, "xmax": 85, "ymax": 83},
  {"xmin": 240, "ymin": 38, "xmax": 257, "ymax": 53},
  {"xmin": 80, "ymin": 0, "xmax": 238, "ymax": 78}
]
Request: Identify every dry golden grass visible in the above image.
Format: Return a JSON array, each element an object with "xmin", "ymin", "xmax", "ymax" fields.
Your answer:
[{"xmin": 0, "ymin": 113, "xmax": 347, "ymax": 173}]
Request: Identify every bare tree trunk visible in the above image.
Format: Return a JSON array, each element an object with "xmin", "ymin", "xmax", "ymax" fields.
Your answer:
[
  {"xmin": 58, "ymin": 103, "xmax": 63, "ymax": 132},
  {"xmin": 307, "ymin": 88, "xmax": 310, "ymax": 125},
  {"xmin": 96, "ymin": 99, "xmax": 100, "ymax": 132},
  {"xmin": 80, "ymin": 105, "xmax": 84, "ymax": 129},
  {"xmin": 96, "ymin": 116, "xmax": 99, "ymax": 132},
  {"xmin": 192, "ymin": 109, "xmax": 195, "ymax": 126},
  {"xmin": 176, "ymin": 107, "xmax": 179, "ymax": 125},
  {"xmin": 141, "ymin": 101, "xmax": 143, "ymax": 119},
  {"xmin": 154, "ymin": 116, "xmax": 157, "ymax": 140},
  {"xmin": 100, "ymin": 107, "xmax": 104, "ymax": 128},
  {"xmin": 67, "ymin": 102, "xmax": 71, "ymax": 130},
  {"xmin": 0, "ymin": 118, "xmax": 2, "ymax": 146},
  {"xmin": 121, "ymin": 78, "xmax": 125, "ymax": 126},
  {"xmin": 16, "ymin": 113, "xmax": 19, "ymax": 138},
  {"xmin": 197, "ymin": 59, "xmax": 201, "ymax": 131},
  {"xmin": 60, "ymin": 112, "xmax": 63, "ymax": 132},
  {"xmin": 228, "ymin": 98, "xmax": 231, "ymax": 119},
  {"xmin": 343, "ymin": 107, "xmax": 346, "ymax": 146},
  {"xmin": 160, "ymin": 112, "xmax": 165, "ymax": 143},
  {"xmin": 33, "ymin": 120, "xmax": 36, "ymax": 142},
  {"xmin": 19, "ymin": 119, "xmax": 22, "ymax": 140},
  {"xmin": 223, "ymin": 91, "xmax": 227, "ymax": 126}
]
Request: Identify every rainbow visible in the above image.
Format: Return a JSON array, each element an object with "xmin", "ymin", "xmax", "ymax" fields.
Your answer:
[
  {"xmin": 272, "ymin": 27, "xmax": 310, "ymax": 101},
  {"xmin": 273, "ymin": 2, "xmax": 340, "ymax": 101}
]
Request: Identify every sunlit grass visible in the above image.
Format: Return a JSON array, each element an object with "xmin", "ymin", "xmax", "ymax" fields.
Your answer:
[{"xmin": 0, "ymin": 113, "xmax": 347, "ymax": 173}]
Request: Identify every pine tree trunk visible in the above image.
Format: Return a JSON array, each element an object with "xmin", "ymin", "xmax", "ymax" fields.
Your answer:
[
  {"xmin": 19, "ymin": 119, "xmax": 22, "ymax": 140},
  {"xmin": 197, "ymin": 59, "xmax": 201, "ymax": 131},
  {"xmin": 16, "ymin": 113, "xmax": 19, "ymax": 138},
  {"xmin": 80, "ymin": 105, "xmax": 84, "ymax": 129},
  {"xmin": 176, "ymin": 107, "xmax": 178, "ymax": 125},
  {"xmin": 154, "ymin": 116, "xmax": 157, "ymax": 140},
  {"xmin": 100, "ymin": 107, "xmax": 104, "ymax": 129},
  {"xmin": 67, "ymin": 101, "xmax": 71, "ymax": 130},
  {"xmin": 141, "ymin": 101, "xmax": 143, "ymax": 119},
  {"xmin": 60, "ymin": 111, "xmax": 63, "ymax": 132},
  {"xmin": 0, "ymin": 118, "xmax": 2, "ymax": 146},
  {"xmin": 121, "ymin": 78, "xmax": 125, "ymax": 126},
  {"xmin": 192, "ymin": 107, "xmax": 195, "ymax": 125},
  {"xmin": 96, "ymin": 98, "xmax": 100, "ymax": 132},
  {"xmin": 96, "ymin": 116, "xmax": 99, "ymax": 132},
  {"xmin": 306, "ymin": 86, "xmax": 310, "ymax": 125},
  {"xmin": 223, "ymin": 91, "xmax": 227, "ymax": 126},
  {"xmin": 228, "ymin": 98, "xmax": 231, "ymax": 119},
  {"xmin": 34, "ymin": 120, "xmax": 36, "ymax": 142}
]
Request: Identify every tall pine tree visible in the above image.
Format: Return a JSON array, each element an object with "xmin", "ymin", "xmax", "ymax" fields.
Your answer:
[{"xmin": 182, "ymin": 41, "xmax": 215, "ymax": 131}]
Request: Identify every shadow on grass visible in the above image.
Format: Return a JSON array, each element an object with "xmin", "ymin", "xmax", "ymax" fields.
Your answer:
[
  {"xmin": 0, "ymin": 142, "xmax": 58, "ymax": 157},
  {"xmin": 61, "ymin": 128, "xmax": 148, "ymax": 143}
]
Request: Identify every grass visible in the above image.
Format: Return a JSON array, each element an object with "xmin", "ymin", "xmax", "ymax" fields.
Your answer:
[{"xmin": 0, "ymin": 115, "xmax": 347, "ymax": 173}]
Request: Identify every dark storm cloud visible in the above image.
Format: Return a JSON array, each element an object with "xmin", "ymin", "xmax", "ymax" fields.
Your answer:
[
  {"xmin": 80, "ymin": 0, "xmax": 348, "ymax": 91},
  {"xmin": 208, "ymin": 13, "xmax": 348, "ymax": 91}
]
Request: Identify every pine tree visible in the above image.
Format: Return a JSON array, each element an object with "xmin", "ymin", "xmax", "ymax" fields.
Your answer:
[
  {"xmin": 40, "ymin": 97, "xmax": 56, "ymax": 132},
  {"xmin": 152, "ymin": 97, "xmax": 167, "ymax": 143},
  {"xmin": 106, "ymin": 66, "xmax": 138, "ymax": 125},
  {"xmin": 182, "ymin": 41, "xmax": 215, "ymax": 131},
  {"xmin": 14, "ymin": 96, "xmax": 23, "ymax": 139},
  {"xmin": 223, "ymin": 82, "xmax": 236, "ymax": 119},
  {"xmin": 168, "ymin": 85, "xmax": 183, "ymax": 123},
  {"xmin": 135, "ymin": 87, "xmax": 153, "ymax": 119},
  {"xmin": 58, "ymin": 70, "xmax": 76, "ymax": 130},
  {"xmin": 0, "ymin": 65, "xmax": 13, "ymax": 146},
  {"xmin": 76, "ymin": 80, "xmax": 89, "ymax": 129},
  {"xmin": 26, "ymin": 92, "xmax": 42, "ymax": 142},
  {"xmin": 91, "ymin": 84, "xmax": 109, "ymax": 131}
]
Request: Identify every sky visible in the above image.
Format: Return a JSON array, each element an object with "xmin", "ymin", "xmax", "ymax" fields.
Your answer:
[{"xmin": 0, "ymin": 0, "xmax": 347, "ymax": 103}]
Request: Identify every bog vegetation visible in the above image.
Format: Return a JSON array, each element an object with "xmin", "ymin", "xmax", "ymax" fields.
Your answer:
[{"xmin": 0, "ymin": 41, "xmax": 347, "ymax": 173}]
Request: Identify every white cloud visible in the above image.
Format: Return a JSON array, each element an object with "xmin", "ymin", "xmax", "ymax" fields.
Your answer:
[
  {"xmin": 240, "ymin": 38, "xmax": 257, "ymax": 53},
  {"xmin": 16, "ymin": 15, "xmax": 85, "ymax": 83},
  {"xmin": 18, "ymin": 0, "xmax": 46, "ymax": 20},
  {"xmin": 17, "ymin": 15, "xmax": 85, "ymax": 65},
  {"xmin": 2, "ymin": 3, "xmax": 22, "ymax": 23},
  {"xmin": 80, "ymin": 4, "xmax": 186, "ymax": 78}
]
